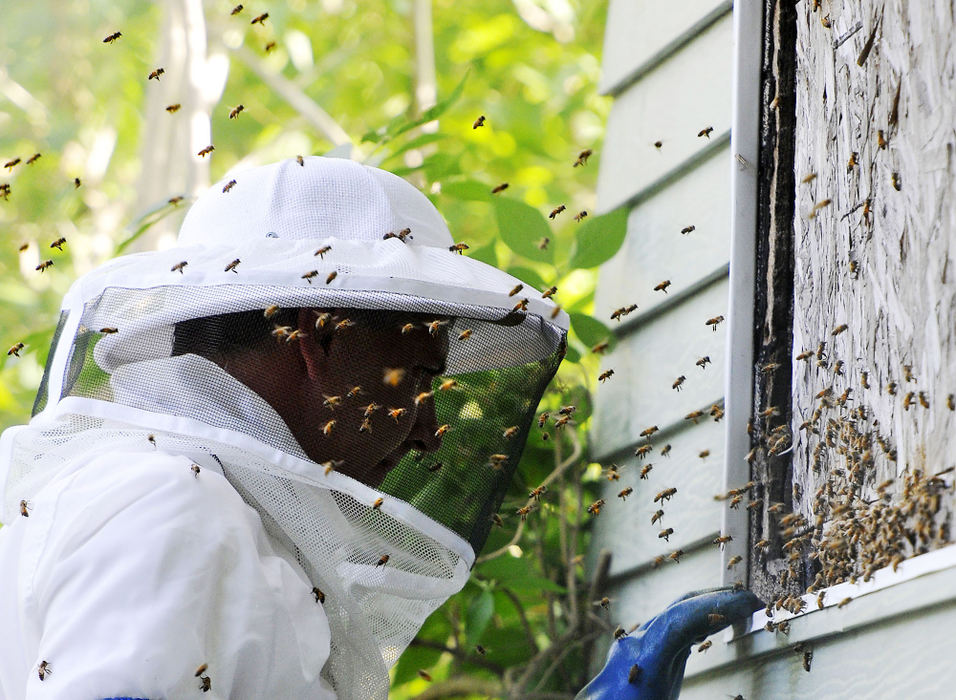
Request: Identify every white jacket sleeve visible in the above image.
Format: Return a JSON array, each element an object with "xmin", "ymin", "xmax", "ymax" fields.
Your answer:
[{"xmin": 0, "ymin": 450, "xmax": 335, "ymax": 700}]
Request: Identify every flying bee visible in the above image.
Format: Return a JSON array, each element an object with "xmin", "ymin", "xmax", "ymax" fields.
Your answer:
[
  {"xmin": 302, "ymin": 270, "xmax": 319, "ymax": 283},
  {"xmin": 598, "ymin": 369, "xmax": 614, "ymax": 382},
  {"xmin": 658, "ymin": 527, "xmax": 674, "ymax": 541},
  {"xmin": 726, "ymin": 555, "xmax": 742, "ymax": 569},
  {"xmin": 837, "ymin": 597, "xmax": 852, "ymax": 608},
  {"xmin": 382, "ymin": 367, "xmax": 406, "ymax": 387},
  {"xmin": 833, "ymin": 360, "xmax": 844, "ymax": 375},
  {"xmin": 414, "ymin": 391, "xmax": 433, "ymax": 406},
  {"xmin": 529, "ymin": 485, "xmax": 547, "ymax": 500},
  {"xmin": 592, "ymin": 340, "xmax": 610, "ymax": 354},
  {"xmin": 311, "ymin": 586, "xmax": 325, "ymax": 604},
  {"xmin": 542, "ymin": 286, "xmax": 557, "ymax": 298},
  {"xmin": 490, "ymin": 513, "xmax": 503, "ymax": 527},
  {"xmin": 322, "ymin": 460, "xmax": 342, "ymax": 475},
  {"xmin": 251, "ymin": 12, "xmax": 269, "ymax": 24},
  {"xmin": 265, "ymin": 41, "xmax": 277, "ymax": 52},
  {"xmin": 19, "ymin": 500, "xmax": 31, "ymax": 517},
  {"xmin": 512, "ymin": 298, "xmax": 529, "ymax": 312},
  {"xmin": 37, "ymin": 660, "xmax": 52, "ymax": 680},
  {"xmin": 475, "ymin": 645, "xmax": 488, "ymax": 655},
  {"xmin": 231, "ymin": 4, "xmax": 244, "ymax": 15},
  {"xmin": 190, "ymin": 464, "xmax": 201, "ymax": 478},
  {"xmin": 491, "ymin": 183, "xmax": 509, "ymax": 194},
  {"xmin": 488, "ymin": 454, "xmax": 509, "ymax": 470},
  {"xmin": 326, "ymin": 270, "xmax": 338, "ymax": 285},
  {"xmin": 699, "ymin": 449, "xmax": 710, "ymax": 459},
  {"xmin": 660, "ymin": 444, "xmax": 671, "ymax": 457},
  {"xmin": 197, "ymin": 145, "xmax": 215, "ymax": 157},
  {"xmin": 651, "ymin": 509, "xmax": 664, "ymax": 525},
  {"xmin": 713, "ymin": 534, "xmax": 733, "ymax": 548},
  {"xmin": 388, "ymin": 408, "xmax": 408, "ymax": 422},
  {"xmin": 537, "ymin": 236, "xmax": 550, "ymax": 250},
  {"xmin": 617, "ymin": 487, "xmax": 633, "ymax": 501},
  {"xmin": 508, "ymin": 284, "xmax": 524, "ymax": 297},
  {"xmin": 948, "ymin": 394, "xmax": 955, "ymax": 411},
  {"xmin": 314, "ymin": 245, "xmax": 332, "ymax": 259},
  {"xmin": 654, "ymin": 280, "xmax": 671, "ymax": 293},
  {"xmin": 847, "ymin": 151, "xmax": 858, "ymax": 171},
  {"xmin": 668, "ymin": 549, "xmax": 684, "ymax": 563},
  {"xmin": 148, "ymin": 68, "xmax": 165, "ymax": 81},
  {"xmin": 166, "ymin": 104, "xmax": 181, "ymax": 113},
  {"xmin": 8, "ymin": 342, "xmax": 24, "ymax": 357},
  {"xmin": 417, "ymin": 669, "xmax": 433, "ymax": 682},
  {"xmin": 372, "ymin": 497, "xmax": 384, "ymax": 510},
  {"xmin": 438, "ymin": 379, "xmax": 458, "ymax": 391},
  {"xmin": 224, "ymin": 258, "xmax": 240, "ymax": 273},
  {"xmin": 449, "ymin": 243, "xmax": 469, "ymax": 254},
  {"xmin": 654, "ymin": 140, "xmax": 663, "ymax": 149},
  {"xmin": 903, "ymin": 392, "xmax": 915, "ymax": 410},
  {"xmin": 425, "ymin": 319, "xmax": 449, "ymax": 336},
  {"xmin": 684, "ymin": 410, "xmax": 704, "ymax": 423},
  {"xmin": 36, "ymin": 260, "xmax": 53, "ymax": 272},
  {"xmin": 604, "ymin": 464, "xmax": 620, "ymax": 481},
  {"xmin": 654, "ymin": 487, "xmax": 677, "ymax": 503},
  {"xmin": 284, "ymin": 329, "xmax": 305, "ymax": 343},
  {"xmin": 706, "ymin": 315, "xmax": 725, "ymax": 331},
  {"xmin": 919, "ymin": 391, "xmax": 930, "ymax": 409},
  {"xmin": 322, "ymin": 395, "xmax": 343, "ymax": 410},
  {"xmin": 678, "ymin": 225, "xmax": 697, "ymax": 236},
  {"xmin": 222, "ymin": 179, "xmax": 237, "ymax": 193},
  {"xmin": 502, "ymin": 425, "xmax": 519, "ymax": 439},
  {"xmin": 640, "ymin": 464, "xmax": 653, "ymax": 479},
  {"xmin": 99, "ymin": 327, "xmax": 119, "ymax": 334},
  {"xmin": 312, "ymin": 312, "xmax": 331, "ymax": 328},
  {"xmin": 554, "ymin": 415, "xmax": 571, "ymax": 429},
  {"xmin": 295, "ymin": 155, "xmax": 305, "ymax": 166},
  {"xmin": 573, "ymin": 210, "xmax": 588, "ymax": 222},
  {"xmin": 635, "ymin": 444, "xmax": 653, "ymax": 459},
  {"xmin": 861, "ymin": 371, "xmax": 870, "ymax": 389},
  {"xmin": 610, "ymin": 307, "xmax": 628, "ymax": 321},
  {"xmin": 516, "ymin": 504, "xmax": 535, "ymax": 520},
  {"xmin": 358, "ymin": 418, "xmax": 372, "ymax": 434},
  {"xmin": 698, "ymin": 126, "xmax": 714, "ymax": 138},
  {"xmin": 322, "ymin": 420, "xmax": 336, "ymax": 436},
  {"xmin": 628, "ymin": 664, "xmax": 641, "ymax": 683},
  {"xmin": 168, "ymin": 195, "xmax": 183, "ymax": 204},
  {"xmin": 103, "ymin": 31, "xmax": 122, "ymax": 43},
  {"xmin": 376, "ymin": 554, "xmax": 389, "ymax": 567},
  {"xmin": 696, "ymin": 356, "xmax": 711, "ymax": 369},
  {"xmin": 832, "ymin": 323, "xmax": 848, "ymax": 336},
  {"xmin": 573, "ymin": 149, "xmax": 593, "ymax": 167},
  {"xmin": 587, "ymin": 499, "xmax": 606, "ymax": 515},
  {"xmin": 25, "ymin": 152, "xmax": 41, "ymax": 165},
  {"xmin": 672, "ymin": 375, "xmax": 686, "ymax": 391},
  {"xmin": 887, "ymin": 381, "xmax": 898, "ymax": 395},
  {"xmin": 877, "ymin": 130, "xmax": 887, "ymax": 149},
  {"xmin": 549, "ymin": 205, "xmax": 566, "ymax": 219},
  {"xmin": 0, "ymin": 184, "xmax": 11, "ymax": 200},
  {"xmin": 903, "ymin": 364, "xmax": 915, "ymax": 382},
  {"xmin": 473, "ymin": 115, "xmax": 486, "ymax": 129}
]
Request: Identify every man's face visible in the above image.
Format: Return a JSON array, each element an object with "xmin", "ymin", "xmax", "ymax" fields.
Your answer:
[{"xmin": 299, "ymin": 311, "xmax": 450, "ymax": 486}]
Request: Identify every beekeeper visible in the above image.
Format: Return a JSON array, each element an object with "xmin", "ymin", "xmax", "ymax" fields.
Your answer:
[{"xmin": 0, "ymin": 157, "xmax": 567, "ymax": 698}]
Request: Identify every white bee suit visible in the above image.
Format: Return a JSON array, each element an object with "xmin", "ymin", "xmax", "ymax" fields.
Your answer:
[{"xmin": 0, "ymin": 157, "xmax": 567, "ymax": 698}]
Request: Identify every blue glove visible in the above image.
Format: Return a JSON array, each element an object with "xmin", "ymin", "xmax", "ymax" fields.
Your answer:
[{"xmin": 576, "ymin": 586, "xmax": 763, "ymax": 700}]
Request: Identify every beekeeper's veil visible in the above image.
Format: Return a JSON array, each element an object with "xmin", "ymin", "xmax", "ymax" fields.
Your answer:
[{"xmin": 0, "ymin": 157, "xmax": 567, "ymax": 697}]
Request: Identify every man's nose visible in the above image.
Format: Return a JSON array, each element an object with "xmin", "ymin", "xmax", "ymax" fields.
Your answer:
[{"xmin": 405, "ymin": 399, "xmax": 442, "ymax": 453}]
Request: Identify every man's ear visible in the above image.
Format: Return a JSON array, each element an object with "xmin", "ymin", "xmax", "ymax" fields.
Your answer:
[{"xmin": 297, "ymin": 308, "xmax": 326, "ymax": 382}]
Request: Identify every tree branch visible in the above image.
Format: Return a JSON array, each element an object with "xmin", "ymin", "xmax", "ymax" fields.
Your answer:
[{"xmin": 498, "ymin": 586, "xmax": 540, "ymax": 654}]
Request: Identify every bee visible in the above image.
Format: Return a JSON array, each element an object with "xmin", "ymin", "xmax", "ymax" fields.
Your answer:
[
  {"xmin": 726, "ymin": 555, "xmax": 742, "ymax": 569},
  {"xmin": 640, "ymin": 425, "xmax": 659, "ymax": 438},
  {"xmin": 808, "ymin": 198, "xmax": 832, "ymax": 219},
  {"xmin": 231, "ymin": 4, "xmax": 244, "ymax": 15},
  {"xmin": 311, "ymin": 586, "xmax": 325, "ymax": 604},
  {"xmin": 382, "ymin": 226, "xmax": 412, "ymax": 243},
  {"xmin": 193, "ymin": 663, "xmax": 209, "ymax": 678},
  {"xmin": 322, "ymin": 395, "xmax": 343, "ymax": 410},
  {"xmin": 197, "ymin": 145, "xmax": 215, "ymax": 157},
  {"xmin": 846, "ymin": 151, "xmax": 858, "ymax": 172},
  {"xmin": 322, "ymin": 420, "xmax": 336, "ymax": 436},
  {"xmin": 604, "ymin": 464, "xmax": 620, "ymax": 481},
  {"xmin": 37, "ymin": 660, "xmax": 52, "ymax": 680},
  {"xmin": 654, "ymin": 487, "xmax": 677, "ymax": 503},
  {"xmin": 573, "ymin": 210, "xmax": 588, "ymax": 222},
  {"xmin": 587, "ymin": 499, "xmax": 606, "ymax": 515},
  {"xmin": 166, "ymin": 104, "xmax": 182, "ymax": 113},
  {"xmin": 654, "ymin": 140, "xmax": 663, "ymax": 149},
  {"xmin": 598, "ymin": 369, "xmax": 614, "ymax": 382},
  {"xmin": 893, "ymin": 170, "xmax": 902, "ymax": 189},
  {"xmin": 755, "ymin": 538, "xmax": 770, "ymax": 550},
  {"xmin": 99, "ymin": 327, "xmax": 119, "ymax": 334},
  {"xmin": 654, "ymin": 280, "xmax": 671, "ymax": 293},
  {"xmin": 449, "ymin": 243, "xmax": 469, "ymax": 254},
  {"xmin": 0, "ymin": 184, "xmax": 11, "ymax": 200},
  {"xmin": 168, "ymin": 195, "xmax": 183, "ymax": 205},
  {"xmin": 222, "ymin": 179, "xmax": 237, "ymax": 193},
  {"xmin": 554, "ymin": 415, "xmax": 571, "ymax": 429},
  {"xmin": 699, "ymin": 449, "xmax": 710, "ymax": 459},
  {"xmin": 795, "ymin": 350, "xmax": 812, "ymax": 361},
  {"xmin": 919, "ymin": 391, "xmax": 930, "ymax": 409},
  {"xmin": 679, "ymin": 224, "xmax": 697, "ymax": 236},
  {"xmin": 542, "ymin": 286, "xmax": 557, "ymax": 298},
  {"xmin": 296, "ymin": 155, "xmax": 305, "ymax": 166},
  {"xmin": 877, "ymin": 130, "xmax": 887, "ymax": 149},
  {"xmin": 491, "ymin": 183, "xmax": 509, "ymax": 194},
  {"xmin": 803, "ymin": 649, "xmax": 813, "ymax": 672},
  {"xmin": 710, "ymin": 404, "xmax": 724, "ymax": 421},
  {"xmin": 833, "ymin": 360, "xmax": 844, "ymax": 375},
  {"xmin": 903, "ymin": 392, "xmax": 915, "ymax": 410},
  {"xmin": 640, "ymin": 464, "xmax": 653, "ymax": 479},
  {"xmin": 573, "ymin": 149, "xmax": 593, "ymax": 167},
  {"xmin": 326, "ymin": 270, "xmax": 338, "ymax": 285},
  {"xmin": 35, "ymin": 260, "xmax": 53, "ymax": 272},
  {"xmin": 516, "ymin": 504, "xmax": 535, "ymax": 520},
  {"xmin": 103, "ymin": 31, "xmax": 122, "ymax": 43},
  {"xmin": 550, "ymin": 306, "xmax": 561, "ymax": 319},
  {"xmin": 472, "ymin": 115, "xmax": 486, "ymax": 129},
  {"xmin": 438, "ymin": 379, "xmax": 458, "ymax": 391},
  {"xmin": 660, "ymin": 444, "xmax": 672, "ymax": 457},
  {"xmin": 376, "ymin": 554, "xmax": 390, "ymax": 567},
  {"xmin": 251, "ymin": 12, "xmax": 269, "ymax": 24},
  {"xmin": 536, "ymin": 236, "xmax": 551, "ymax": 250},
  {"xmin": 491, "ymin": 513, "xmax": 503, "ymax": 527},
  {"xmin": 837, "ymin": 597, "xmax": 852, "ymax": 608},
  {"xmin": 414, "ymin": 391, "xmax": 433, "ymax": 405},
  {"xmin": 426, "ymin": 461, "xmax": 442, "ymax": 472},
  {"xmin": 617, "ymin": 487, "xmax": 633, "ymax": 501},
  {"xmin": 475, "ymin": 644, "xmax": 487, "ymax": 655},
  {"xmin": 658, "ymin": 527, "xmax": 674, "ymax": 541},
  {"xmin": 948, "ymin": 394, "xmax": 955, "ymax": 411},
  {"xmin": 696, "ymin": 356, "xmax": 711, "ymax": 369},
  {"xmin": 148, "ymin": 68, "xmax": 165, "ymax": 81},
  {"xmin": 8, "ymin": 342, "xmax": 24, "ymax": 357},
  {"xmin": 860, "ymin": 371, "xmax": 870, "ymax": 389},
  {"xmin": 713, "ymin": 534, "xmax": 733, "ymax": 548},
  {"xmin": 426, "ymin": 319, "xmax": 449, "ymax": 336},
  {"xmin": 508, "ymin": 284, "xmax": 524, "ymax": 297},
  {"xmin": 708, "ymin": 614, "xmax": 728, "ymax": 626},
  {"xmin": 747, "ymin": 499, "xmax": 763, "ymax": 512},
  {"xmin": 610, "ymin": 306, "xmax": 628, "ymax": 321},
  {"xmin": 647, "ymin": 510, "xmax": 664, "ymax": 527},
  {"xmin": 549, "ymin": 205, "xmax": 566, "ymax": 219},
  {"xmin": 263, "ymin": 305, "xmax": 280, "ymax": 319},
  {"xmin": 314, "ymin": 245, "xmax": 332, "ymax": 259},
  {"xmin": 697, "ymin": 640, "xmax": 713, "ymax": 653},
  {"xmin": 19, "ymin": 500, "xmax": 31, "ymax": 517},
  {"xmin": 848, "ymin": 259, "xmax": 859, "ymax": 278},
  {"xmin": 388, "ymin": 408, "xmax": 408, "ymax": 422},
  {"xmin": 593, "ymin": 596, "xmax": 613, "ymax": 611},
  {"xmin": 529, "ymin": 485, "xmax": 547, "ymax": 500},
  {"xmin": 672, "ymin": 375, "xmax": 686, "ymax": 391},
  {"xmin": 628, "ymin": 664, "xmax": 641, "ymax": 683},
  {"xmin": 592, "ymin": 340, "xmax": 610, "ymax": 354},
  {"xmin": 333, "ymin": 320, "xmax": 351, "ymax": 333},
  {"xmin": 499, "ymin": 425, "xmax": 518, "ymax": 439},
  {"xmin": 668, "ymin": 549, "xmax": 684, "ymax": 563},
  {"xmin": 299, "ymin": 270, "xmax": 319, "ymax": 283},
  {"xmin": 902, "ymin": 364, "xmax": 915, "ymax": 382},
  {"xmin": 264, "ymin": 41, "xmax": 277, "ymax": 52},
  {"xmin": 417, "ymin": 669, "xmax": 433, "ymax": 682},
  {"xmin": 684, "ymin": 410, "xmax": 704, "ymax": 423},
  {"xmin": 634, "ymin": 444, "xmax": 653, "ymax": 459},
  {"xmin": 321, "ymin": 460, "xmax": 342, "ymax": 476},
  {"xmin": 372, "ymin": 497, "xmax": 384, "ymax": 510},
  {"xmin": 26, "ymin": 153, "xmax": 41, "ymax": 165},
  {"xmin": 706, "ymin": 315, "xmax": 725, "ymax": 331},
  {"xmin": 832, "ymin": 323, "xmax": 848, "ymax": 336},
  {"xmin": 698, "ymin": 126, "xmax": 714, "ymax": 138},
  {"xmin": 887, "ymin": 381, "xmax": 898, "ymax": 395}
]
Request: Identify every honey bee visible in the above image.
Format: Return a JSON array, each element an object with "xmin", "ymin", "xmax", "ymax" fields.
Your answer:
[
  {"xmin": 166, "ymin": 104, "xmax": 182, "ymax": 113},
  {"xmin": 726, "ymin": 555, "xmax": 742, "ymax": 569},
  {"xmin": 654, "ymin": 140, "xmax": 663, "ymax": 149},
  {"xmin": 919, "ymin": 391, "xmax": 930, "ymax": 409},
  {"xmin": 639, "ymin": 425, "xmax": 659, "ymax": 438},
  {"xmin": 654, "ymin": 487, "xmax": 677, "ymax": 503},
  {"xmin": 706, "ymin": 315, "xmax": 725, "ymax": 331},
  {"xmin": 892, "ymin": 171, "xmax": 902, "ymax": 190},
  {"xmin": 448, "ymin": 243, "xmax": 469, "ymax": 254},
  {"xmin": 846, "ymin": 151, "xmax": 858, "ymax": 172},
  {"xmin": 536, "ymin": 236, "xmax": 551, "ymax": 250},
  {"xmin": 516, "ymin": 504, "xmax": 535, "ymax": 520},
  {"xmin": 549, "ymin": 205, "xmax": 566, "ymax": 219},
  {"xmin": 587, "ymin": 499, "xmax": 606, "ymax": 515},
  {"xmin": 887, "ymin": 381, "xmax": 898, "ymax": 395},
  {"xmin": 37, "ymin": 660, "xmax": 52, "ymax": 680},
  {"xmin": 948, "ymin": 394, "xmax": 955, "ymax": 411},
  {"xmin": 558, "ymin": 405, "xmax": 576, "ymax": 416},
  {"xmin": 610, "ymin": 307, "xmax": 627, "ymax": 321},
  {"xmin": 598, "ymin": 369, "xmax": 614, "ymax": 382},
  {"xmin": 190, "ymin": 463, "xmax": 201, "ymax": 478},
  {"xmin": 529, "ymin": 485, "xmax": 547, "ymax": 500},
  {"xmin": 877, "ymin": 130, "xmax": 887, "ymax": 149},
  {"xmin": 222, "ymin": 179, "xmax": 237, "ymax": 193},
  {"xmin": 386, "ymin": 408, "xmax": 407, "ymax": 422},
  {"xmin": 296, "ymin": 155, "xmax": 305, "ymax": 166},
  {"xmin": 35, "ymin": 260, "xmax": 53, "ymax": 272},
  {"xmin": 604, "ymin": 464, "xmax": 620, "ymax": 481},
  {"xmin": 148, "ymin": 68, "xmax": 165, "ymax": 81},
  {"xmin": 640, "ymin": 464, "xmax": 653, "ymax": 479},
  {"xmin": 628, "ymin": 664, "xmax": 641, "ymax": 683},
  {"xmin": 322, "ymin": 420, "xmax": 336, "ymax": 436},
  {"xmin": 837, "ymin": 597, "xmax": 852, "ymax": 608},
  {"xmin": 832, "ymin": 323, "xmax": 848, "ymax": 336},
  {"xmin": 754, "ymin": 538, "xmax": 770, "ymax": 550},
  {"xmin": 24, "ymin": 152, "xmax": 41, "ymax": 166},
  {"xmin": 308, "ymin": 246, "xmax": 331, "ymax": 261},
  {"xmin": 322, "ymin": 395, "xmax": 343, "ymax": 410},
  {"xmin": 0, "ymin": 184, "xmax": 11, "ymax": 200},
  {"xmin": 416, "ymin": 669, "xmax": 433, "ymax": 682},
  {"xmin": 658, "ymin": 527, "xmax": 674, "ymax": 541},
  {"xmin": 168, "ymin": 195, "xmax": 183, "ymax": 204},
  {"xmin": 372, "ymin": 497, "xmax": 384, "ymax": 510},
  {"xmin": 801, "ymin": 172, "xmax": 817, "ymax": 184},
  {"xmin": 99, "ymin": 327, "xmax": 119, "ymax": 334},
  {"xmin": 668, "ymin": 549, "xmax": 684, "ymax": 563},
  {"xmin": 321, "ymin": 460, "xmax": 342, "ymax": 476},
  {"xmin": 613, "ymin": 487, "xmax": 632, "ymax": 501},
  {"xmin": 491, "ymin": 183, "xmax": 509, "ymax": 194},
  {"xmin": 833, "ymin": 360, "xmax": 844, "ymax": 375},
  {"xmin": 554, "ymin": 415, "xmax": 571, "ymax": 429},
  {"xmin": 251, "ymin": 12, "xmax": 269, "ymax": 25},
  {"xmin": 491, "ymin": 513, "xmax": 503, "ymax": 527},
  {"xmin": 654, "ymin": 280, "xmax": 671, "ymax": 293},
  {"xmin": 263, "ymin": 305, "xmax": 280, "ymax": 319},
  {"xmin": 634, "ymin": 444, "xmax": 653, "ymax": 459},
  {"xmin": 660, "ymin": 444, "xmax": 671, "ymax": 457},
  {"xmin": 231, "ymin": 5, "xmax": 244, "ymax": 15},
  {"xmin": 438, "ymin": 379, "xmax": 458, "ymax": 391},
  {"xmin": 573, "ymin": 210, "xmax": 588, "ymax": 222},
  {"xmin": 699, "ymin": 449, "xmax": 710, "ymax": 459},
  {"xmin": 472, "ymin": 115, "xmax": 486, "ymax": 129},
  {"xmin": 19, "ymin": 500, "xmax": 31, "ymax": 517},
  {"xmin": 861, "ymin": 371, "xmax": 870, "ymax": 389},
  {"xmin": 572, "ymin": 149, "xmax": 593, "ymax": 168},
  {"xmin": 698, "ymin": 126, "xmax": 714, "ymax": 138},
  {"xmin": 264, "ymin": 41, "xmax": 277, "ymax": 52},
  {"xmin": 903, "ymin": 392, "xmax": 914, "ymax": 410},
  {"xmin": 376, "ymin": 554, "xmax": 390, "ymax": 567},
  {"xmin": 197, "ymin": 145, "xmax": 215, "ymax": 157},
  {"xmin": 747, "ymin": 499, "xmax": 763, "ymax": 512},
  {"xmin": 511, "ymin": 298, "xmax": 529, "ymax": 313},
  {"xmin": 103, "ymin": 31, "xmax": 122, "ymax": 43},
  {"xmin": 684, "ymin": 410, "xmax": 704, "ymax": 423},
  {"xmin": 475, "ymin": 644, "xmax": 487, "ymax": 655},
  {"xmin": 542, "ymin": 286, "xmax": 557, "ymax": 299},
  {"xmin": 696, "ymin": 356, "xmax": 711, "ymax": 369},
  {"xmin": 324, "ymin": 270, "xmax": 338, "ymax": 285},
  {"xmin": 8, "ymin": 342, "xmax": 24, "ymax": 357},
  {"xmin": 713, "ymin": 534, "xmax": 733, "ymax": 548},
  {"xmin": 592, "ymin": 340, "xmax": 610, "ymax": 354},
  {"xmin": 537, "ymin": 412, "xmax": 550, "ymax": 428},
  {"xmin": 311, "ymin": 586, "xmax": 325, "ymax": 604},
  {"xmin": 426, "ymin": 319, "xmax": 449, "ymax": 336},
  {"xmin": 508, "ymin": 284, "xmax": 524, "ymax": 297},
  {"xmin": 414, "ymin": 391, "xmax": 433, "ymax": 406},
  {"xmin": 672, "ymin": 375, "xmax": 686, "ymax": 391}
]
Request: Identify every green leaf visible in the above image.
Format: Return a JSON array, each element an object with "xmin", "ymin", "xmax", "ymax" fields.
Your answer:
[
  {"xmin": 569, "ymin": 206, "xmax": 629, "ymax": 269},
  {"xmin": 468, "ymin": 240, "xmax": 498, "ymax": 267},
  {"xmin": 569, "ymin": 312, "xmax": 616, "ymax": 351},
  {"xmin": 494, "ymin": 198, "xmax": 553, "ymax": 263},
  {"xmin": 441, "ymin": 179, "xmax": 496, "ymax": 202},
  {"xmin": 381, "ymin": 132, "xmax": 447, "ymax": 162},
  {"xmin": 476, "ymin": 555, "xmax": 567, "ymax": 594},
  {"xmin": 115, "ymin": 200, "xmax": 190, "ymax": 255},
  {"xmin": 465, "ymin": 589, "xmax": 495, "ymax": 648},
  {"xmin": 363, "ymin": 70, "xmax": 470, "ymax": 147}
]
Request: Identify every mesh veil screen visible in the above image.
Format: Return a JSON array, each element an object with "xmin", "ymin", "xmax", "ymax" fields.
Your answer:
[{"xmin": 56, "ymin": 285, "xmax": 564, "ymax": 554}]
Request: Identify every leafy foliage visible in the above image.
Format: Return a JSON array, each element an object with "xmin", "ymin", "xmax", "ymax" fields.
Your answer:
[{"xmin": 0, "ymin": 1, "xmax": 622, "ymax": 696}]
